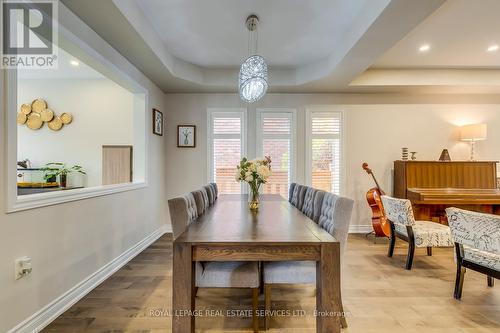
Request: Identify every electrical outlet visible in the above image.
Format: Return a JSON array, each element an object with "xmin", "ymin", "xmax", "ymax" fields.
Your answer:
[{"xmin": 15, "ymin": 256, "xmax": 32, "ymax": 280}]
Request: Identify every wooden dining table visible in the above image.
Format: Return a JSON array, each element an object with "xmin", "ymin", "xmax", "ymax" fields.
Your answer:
[{"xmin": 172, "ymin": 194, "xmax": 342, "ymax": 332}]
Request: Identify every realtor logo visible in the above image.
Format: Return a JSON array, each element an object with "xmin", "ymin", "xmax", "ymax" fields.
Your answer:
[{"xmin": 1, "ymin": 0, "xmax": 58, "ymax": 69}]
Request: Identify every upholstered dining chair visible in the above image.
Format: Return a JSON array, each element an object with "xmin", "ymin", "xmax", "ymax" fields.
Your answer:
[
  {"xmin": 200, "ymin": 187, "xmax": 210, "ymax": 209},
  {"xmin": 210, "ymin": 182, "xmax": 218, "ymax": 198},
  {"xmin": 290, "ymin": 184, "xmax": 306, "ymax": 210},
  {"xmin": 263, "ymin": 192, "xmax": 354, "ymax": 330},
  {"xmin": 445, "ymin": 208, "xmax": 499, "ymax": 299},
  {"xmin": 381, "ymin": 195, "xmax": 453, "ymax": 270},
  {"xmin": 288, "ymin": 183, "xmax": 297, "ymax": 202},
  {"xmin": 168, "ymin": 193, "xmax": 261, "ymax": 332},
  {"xmin": 191, "ymin": 190, "xmax": 207, "ymax": 216},
  {"xmin": 203, "ymin": 184, "xmax": 215, "ymax": 205},
  {"xmin": 301, "ymin": 187, "xmax": 325, "ymax": 223}
]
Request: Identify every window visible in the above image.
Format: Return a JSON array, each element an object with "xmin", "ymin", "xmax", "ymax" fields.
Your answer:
[
  {"xmin": 256, "ymin": 109, "xmax": 295, "ymax": 198},
  {"xmin": 208, "ymin": 109, "xmax": 246, "ymax": 194},
  {"xmin": 7, "ymin": 44, "xmax": 147, "ymax": 212},
  {"xmin": 306, "ymin": 110, "xmax": 343, "ymax": 194}
]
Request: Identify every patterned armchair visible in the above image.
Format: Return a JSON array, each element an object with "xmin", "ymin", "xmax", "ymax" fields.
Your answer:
[
  {"xmin": 381, "ymin": 195, "xmax": 453, "ymax": 270},
  {"xmin": 446, "ymin": 208, "xmax": 499, "ymax": 299}
]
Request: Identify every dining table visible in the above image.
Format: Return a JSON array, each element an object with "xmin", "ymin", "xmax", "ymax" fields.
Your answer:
[{"xmin": 172, "ymin": 194, "xmax": 342, "ymax": 333}]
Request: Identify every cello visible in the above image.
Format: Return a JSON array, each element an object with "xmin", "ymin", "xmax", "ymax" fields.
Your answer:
[{"xmin": 362, "ymin": 163, "xmax": 391, "ymax": 237}]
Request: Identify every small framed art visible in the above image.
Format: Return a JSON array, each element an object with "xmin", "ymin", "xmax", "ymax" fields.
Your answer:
[
  {"xmin": 177, "ymin": 125, "xmax": 196, "ymax": 148},
  {"xmin": 153, "ymin": 109, "xmax": 163, "ymax": 136}
]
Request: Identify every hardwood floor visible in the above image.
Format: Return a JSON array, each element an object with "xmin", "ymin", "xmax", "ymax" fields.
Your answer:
[{"xmin": 43, "ymin": 234, "xmax": 499, "ymax": 333}]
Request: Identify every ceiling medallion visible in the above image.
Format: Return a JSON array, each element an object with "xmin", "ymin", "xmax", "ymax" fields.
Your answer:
[{"xmin": 239, "ymin": 15, "xmax": 268, "ymax": 103}]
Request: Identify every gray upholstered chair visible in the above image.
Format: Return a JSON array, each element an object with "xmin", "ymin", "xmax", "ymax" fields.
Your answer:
[
  {"xmin": 200, "ymin": 187, "xmax": 210, "ymax": 209},
  {"xmin": 263, "ymin": 192, "xmax": 354, "ymax": 330},
  {"xmin": 204, "ymin": 185, "xmax": 215, "ymax": 205},
  {"xmin": 290, "ymin": 184, "xmax": 306, "ymax": 210},
  {"xmin": 210, "ymin": 182, "xmax": 218, "ymax": 198},
  {"xmin": 191, "ymin": 190, "xmax": 206, "ymax": 216},
  {"xmin": 446, "ymin": 208, "xmax": 499, "ymax": 299},
  {"xmin": 168, "ymin": 193, "xmax": 260, "ymax": 332},
  {"xmin": 288, "ymin": 183, "xmax": 297, "ymax": 202},
  {"xmin": 381, "ymin": 195, "xmax": 453, "ymax": 270},
  {"xmin": 301, "ymin": 187, "xmax": 325, "ymax": 223}
]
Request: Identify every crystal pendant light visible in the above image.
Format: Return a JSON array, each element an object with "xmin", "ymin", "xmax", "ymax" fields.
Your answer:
[{"xmin": 239, "ymin": 15, "xmax": 268, "ymax": 103}]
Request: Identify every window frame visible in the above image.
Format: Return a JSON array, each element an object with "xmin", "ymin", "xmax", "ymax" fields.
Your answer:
[
  {"xmin": 305, "ymin": 107, "xmax": 346, "ymax": 195},
  {"xmin": 207, "ymin": 108, "xmax": 247, "ymax": 193},
  {"xmin": 4, "ymin": 43, "xmax": 149, "ymax": 213},
  {"xmin": 255, "ymin": 108, "xmax": 297, "ymax": 194}
]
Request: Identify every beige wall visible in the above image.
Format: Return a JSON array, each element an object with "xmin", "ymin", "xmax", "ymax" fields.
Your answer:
[
  {"xmin": 17, "ymin": 78, "xmax": 135, "ymax": 187},
  {"xmin": 0, "ymin": 9, "xmax": 167, "ymax": 333},
  {"xmin": 164, "ymin": 93, "xmax": 500, "ymax": 231}
]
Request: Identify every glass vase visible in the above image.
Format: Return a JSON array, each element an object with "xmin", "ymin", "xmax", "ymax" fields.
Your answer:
[{"xmin": 248, "ymin": 184, "xmax": 260, "ymax": 210}]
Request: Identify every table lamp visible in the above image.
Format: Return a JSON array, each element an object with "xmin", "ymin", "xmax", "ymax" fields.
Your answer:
[{"xmin": 460, "ymin": 123, "xmax": 487, "ymax": 160}]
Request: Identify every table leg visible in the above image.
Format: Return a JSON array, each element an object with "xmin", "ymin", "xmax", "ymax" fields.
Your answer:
[
  {"xmin": 172, "ymin": 243, "xmax": 195, "ymax": 333},
  {"xmin": 316, "ymin": 243, "xmax": 341, "ymax": 333}
]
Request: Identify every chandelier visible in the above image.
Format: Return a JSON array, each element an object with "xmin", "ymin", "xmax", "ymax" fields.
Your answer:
[{"xmin": 239, "ymin": 15, "xmax": 268, "ymax": 103}]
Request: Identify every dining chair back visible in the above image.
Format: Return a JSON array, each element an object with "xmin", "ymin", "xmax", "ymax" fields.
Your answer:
[
  {"xmin": 210, "ymin": 182, "xmax": 219, "ymax": 198},
  {"xmin": 288, "ymin": 183, "xmax": 297, "ymax": 202},
  {"xmin": 168, "ymin": 193, "xmax": 198, "ymax": 239},
  {"xmin": 204, "ymin": 185, "xmax": 215, "ymax": 205},
  {"xmin": 191, "ymin": 190, "xmax": 206, "ymax": 215},
  {"xmin": 290, "ymin": 184, "xmax": 306, "ymax": 210},
  {"xmin": 318, "ymin": 192, "xmax": 354, "ymax": 256},
  {"xmin": 301, "ymin": 187, "xmax": 325, "ymax": 223}
]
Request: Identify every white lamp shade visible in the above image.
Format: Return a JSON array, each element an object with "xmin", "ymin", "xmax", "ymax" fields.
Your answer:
[{"xmin": 460, "ymin": 123, "xmax": 487, "ymax": 141}]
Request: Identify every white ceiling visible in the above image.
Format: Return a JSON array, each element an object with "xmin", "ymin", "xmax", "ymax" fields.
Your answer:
[
  {"xmin": 136, "ymin": 0, "xmax": 378, "ymax": 68},
  {"xmin": 60, "ymin": 0, "xmax": 500, "ymax": 93},
  {"xmin": 374, "ymin": 0, "xmax": 500, "ymax": 68}
]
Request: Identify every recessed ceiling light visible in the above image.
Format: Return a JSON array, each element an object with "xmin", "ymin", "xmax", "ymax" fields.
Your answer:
[
  {"xmin": 487, "ymin": 44, "xmax": 499, "ymax": 52},
  {"xmin": 70, "ymin": 60, "xmax": 80, "ymax": 66},
  {"xmin": 418, "ymin": 44, "xmax": 430, "ymax": 52}
]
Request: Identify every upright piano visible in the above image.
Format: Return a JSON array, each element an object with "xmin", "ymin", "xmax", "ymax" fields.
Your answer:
[{"xmin": 393, "ymin": 160, "xmax": 500, "ymax": 223}]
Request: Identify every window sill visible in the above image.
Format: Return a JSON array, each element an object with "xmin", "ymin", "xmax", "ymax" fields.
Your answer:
[{"xmin": 7, "ymin": 182, "xmax": 147, "ymax": 213}]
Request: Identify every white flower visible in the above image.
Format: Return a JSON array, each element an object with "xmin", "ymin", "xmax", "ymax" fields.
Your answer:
[
  {"xmin": 257, "ymin": 165, "xmax": 271, "ymax": 179},
  {"xmin": 249, "ymin": 163, "xmax": 257, "ymax": 172},
  {"xmin": 245, "ymin": 171, "xmax": 254, "ymax": 182}
]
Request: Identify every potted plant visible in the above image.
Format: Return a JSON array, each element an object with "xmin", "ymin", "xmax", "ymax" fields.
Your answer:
[{"xmin": 40, "ymin": 163, "xmax": 86, "ymax": 188}]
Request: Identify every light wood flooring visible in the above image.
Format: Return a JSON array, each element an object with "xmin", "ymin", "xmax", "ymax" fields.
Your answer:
[{"xmin": 43, "ymin": 234, "xmax": 499, "ymax": 332}]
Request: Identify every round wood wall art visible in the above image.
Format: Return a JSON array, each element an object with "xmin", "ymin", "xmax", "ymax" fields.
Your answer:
[
  {"xmin": 20, "ymin": 104, "xmax": 32, "ymax": 115},
  {"xmin": 31, "ymin": 99, "xmax": 47, "ymax": 113},
  {"xmin": 26, "ymin": 113, "xmax": 43, "ymax": 130},
  {"xmin": 48, "ymin": 116, "xmax": 63, "ymax": 131},
  {"xmin": 60, "ymin": 112, "xmax": 73, "ymax": 124},
  {"xmin": 40, "ymin": 108, "xmax": 54, "ymax": 122},
  {"xmin": 17, "ymin": 112, "xmax": 27, "ymax": 125}
]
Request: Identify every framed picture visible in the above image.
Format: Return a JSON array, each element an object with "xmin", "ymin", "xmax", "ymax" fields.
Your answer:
[
  {"xmin": 177, "ymin": 125, "xmax": 196, "ymax": 148},
  {"xmin": 152, "ymin": 109, "xmax": 163, "ymax": 136}
]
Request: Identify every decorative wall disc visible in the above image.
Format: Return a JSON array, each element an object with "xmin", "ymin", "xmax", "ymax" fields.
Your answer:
[
  {"xmin": 40, "ymin": 108, "xmax": 54, "ymax": 122},
  {"xmin": 17, "ymin": 112, "xmax": 27, "ymax": 125},
  {"xmin": 20, "ymin": 104, "xmax": 32, "ymax": 115},
  {"xmin": 60, "ymin": 112, "xmax": 73, "ymax": 124},
  {"xmin": 48, "ymin": 116, "xmax": 63, "ymax": 131},
  {"xmin": 31, "ymin": 99, "xmax": 47, "ymax": 113},
  {"xmin": 26, "ymin": 113, "xmax": 43, "ymax": 130}
]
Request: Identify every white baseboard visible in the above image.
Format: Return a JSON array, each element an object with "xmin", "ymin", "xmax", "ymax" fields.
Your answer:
[
  {"xmin": 349, "ymin": 225, "xmax": 373, "ymax": 233},
  {"xmin": 8, "ymin": 225, "xmax": 170, "ymax": 333}
]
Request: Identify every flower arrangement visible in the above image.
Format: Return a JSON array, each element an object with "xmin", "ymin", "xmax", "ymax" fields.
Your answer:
[{"xmin": 235, "ymin": 156, "xmax": 272, "ymax": 210}]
